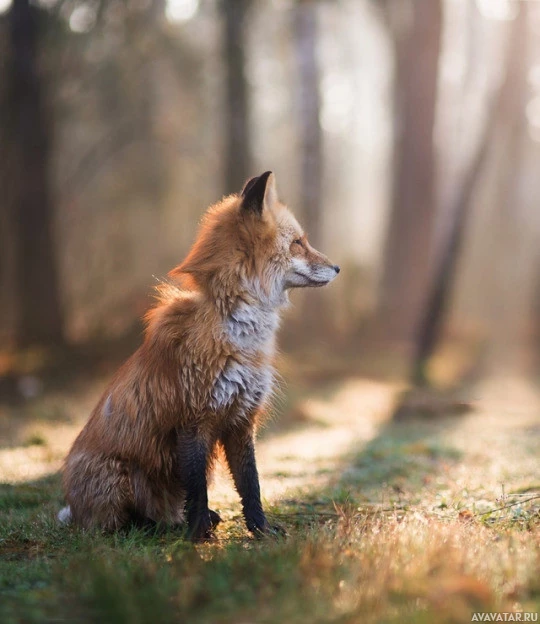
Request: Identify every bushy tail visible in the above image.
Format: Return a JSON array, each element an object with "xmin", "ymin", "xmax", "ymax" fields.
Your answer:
[{"xmin": 57, "ymin": 505, "xmax": 72, "ymax": 525}]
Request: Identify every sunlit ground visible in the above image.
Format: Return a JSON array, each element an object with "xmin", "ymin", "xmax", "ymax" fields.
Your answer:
[
  {"xmin": 0, "ymin": 358, "xmax": 539, "ymax": 518},
  {"xmin": 1, "ymin": 362, "xmax": 538, "ymax": 512},
  {"xmin": 0, "ymin": 352, "xmax": 539, "ymax": 622}
]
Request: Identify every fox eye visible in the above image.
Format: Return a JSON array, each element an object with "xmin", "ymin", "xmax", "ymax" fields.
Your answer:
[{"xmin": 293, "ymin": 238, "xmax": 302, "ymax": 246}]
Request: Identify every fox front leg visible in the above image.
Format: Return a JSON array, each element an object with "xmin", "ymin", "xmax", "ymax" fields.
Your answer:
[
  {"xmin": 176, "ymin": 428, "xmax": 220, "ymax": 540},
  {"xmin": 221, "ymin": 427, "xmax": 285, "ymax": 538}
]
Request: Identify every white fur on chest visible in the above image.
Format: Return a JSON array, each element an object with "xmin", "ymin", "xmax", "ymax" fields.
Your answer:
[
  {"xmin": 210, "ymin": 360, "xmax": 274, "ymax": 417},
  {"xmin": 210, "ymin": 302, "xmax": 279, "ymax": 417},
  {"xmin": 225, "ymin": 302, "xmax": 279, "ymax": 354}
]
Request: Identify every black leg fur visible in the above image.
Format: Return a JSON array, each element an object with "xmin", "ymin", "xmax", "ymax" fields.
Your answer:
[
  {"xmin": 221, "ymin": 427, "xmax": 285, "ymax": 538},
  {"xmin": 176, "ymin": 429, "xmax": 216, "ymax": 540}
]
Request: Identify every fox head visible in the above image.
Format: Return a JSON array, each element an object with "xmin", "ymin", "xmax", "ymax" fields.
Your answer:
[{"xmin": 170, "ymin": 172, "xmax": 339, "ymax": 307}]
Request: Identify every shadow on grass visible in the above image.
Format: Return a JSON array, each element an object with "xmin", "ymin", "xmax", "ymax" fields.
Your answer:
[
  {"xmin": 7, "ymin": 368, "xmax": 530, "ymax": 624},
  {"xmin": 2, "ymin": 387, "xmax": 539, "ymax": 624},
  {"xmin": 270, "ymin": 408, "xmax": 468, "ymax": 531}
]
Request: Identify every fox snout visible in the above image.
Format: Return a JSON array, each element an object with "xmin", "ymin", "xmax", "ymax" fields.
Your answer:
[
  {"xmin": 286, "ymin": 245, "xmax": 340, "ymax": 289},
  {"xmin": 305, "ymin": 258, "xmax": 340, "ymax": 288}
]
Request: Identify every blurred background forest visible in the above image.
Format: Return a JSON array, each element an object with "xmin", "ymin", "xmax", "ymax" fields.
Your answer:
[{"xmin": 1, "ymin": 0, "xmax": 540, "ymax": 389}]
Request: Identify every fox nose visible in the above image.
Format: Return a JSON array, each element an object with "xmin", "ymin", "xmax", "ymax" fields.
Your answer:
[{"xmin": 333, "ymin": 265, "xmax": 340, "ymax": 274}]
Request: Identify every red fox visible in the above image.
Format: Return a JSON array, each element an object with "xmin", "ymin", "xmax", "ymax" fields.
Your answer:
[{"xmin": 59, "ymin": 172, "xmax": 339, "ymax": 539}]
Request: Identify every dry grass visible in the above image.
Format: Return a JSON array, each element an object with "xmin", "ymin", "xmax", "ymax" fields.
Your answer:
[{"xmin": 0, "ymin": 359, "xmax": 539, "ymax": 623}]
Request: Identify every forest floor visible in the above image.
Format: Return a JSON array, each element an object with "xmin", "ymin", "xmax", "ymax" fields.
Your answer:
[{"xmin": 0, "ymin": 348, "xmax": 539, "ymax": 623}]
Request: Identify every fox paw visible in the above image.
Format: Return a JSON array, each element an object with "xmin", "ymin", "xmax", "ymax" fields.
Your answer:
[
  {"xmin": 208, "ymin": 509, "xmax": 222, "ymax": 529},
  {"xmin": 249, "ymin": 521, "xmax": 288, "ymax": 540},
  {"xmin": 188, "ymin": 509, "xmax": 222, "ymax": 541}
]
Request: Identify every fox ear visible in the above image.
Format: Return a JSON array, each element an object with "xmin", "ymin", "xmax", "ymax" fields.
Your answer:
[
  {"xmin": 241, "ymin": 175, "xmax": 259, "ymax": 198},
  {"xmin": 241, "ymin": 171, "xmax": 277, "ymax": 215}
]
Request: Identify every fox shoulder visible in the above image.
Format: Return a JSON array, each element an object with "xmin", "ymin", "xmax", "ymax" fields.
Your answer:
[{"xmin": 144, "ymin": 283, "xmax": 202, "ymax": 341}]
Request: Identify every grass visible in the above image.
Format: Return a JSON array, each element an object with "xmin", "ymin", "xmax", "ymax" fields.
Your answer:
[
  {"xmin": 0, "ymin": 374, "xmax": 539, "ymax": 623},
  {"xmin": 0, "ymin": 478, "xmax": 538, "ymax": 624}
]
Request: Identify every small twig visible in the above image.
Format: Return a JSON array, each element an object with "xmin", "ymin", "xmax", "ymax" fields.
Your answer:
[{"xmin": 473, "ymin": 494, "xmax": 540, "ymax": 517}]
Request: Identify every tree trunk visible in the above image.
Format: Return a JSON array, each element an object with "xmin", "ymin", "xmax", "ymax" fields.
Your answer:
[
  {"xmin": 293, "ymin": 0, "xmax": 323, "ymax": 246},
  {"xmin": 6, "ymin": 0, "xmax": 64, "ymax": 347},
  {"xmin": 221, "ymin": 0, "xmax": 252, "ymax": 193},
  {"xmin": 411, "ymin": 101, "xmax": 496, "ymax": 386},
  {"xmin": 379, "ymin": 0, "xmax": 443, "ymax": 344},
  {"xmin": 482, "ymin": 5, "xmax": 530, "ymax": 373},
  {"xmin": 412, "ymin": 2, "xmax": 529, "ymax": 385}
]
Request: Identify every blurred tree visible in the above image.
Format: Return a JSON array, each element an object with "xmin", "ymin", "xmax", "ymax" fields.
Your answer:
[
  {"xmin": 293, "ymin": 0, "xmax": 322, "ymax": 246},
  {"xmin": 0, "ymin": 18, "xmax": 14, "ymax": 341},
  {"xmin": 221, "ymin": 0, "xmax": 253, "ymax": 193},
  {"xmin": 61, "ymin": 0, "xmax": 182, "ymax": 201},
  {"xmin": 412, "ymin": 2, "xmax": 530, "ymax": 385},
  {"xmin": 4, "ymin": 0, "xmax": 64, "ymax": 347},
  {"xmin": 480, "ymin": 3, "xmax": 530, "ymax": 372},
  {"xmin": 377, "ymin": 0, "xmax": 443, "ymax": 343}
]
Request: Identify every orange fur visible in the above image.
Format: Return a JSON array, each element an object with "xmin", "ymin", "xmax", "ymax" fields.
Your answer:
[{"xmin": 60, "ymin": 172, "xmax": 339, "ymax": 534}]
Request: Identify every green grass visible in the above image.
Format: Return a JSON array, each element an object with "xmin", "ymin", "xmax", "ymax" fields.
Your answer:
[
  {"xmin": 1, "ymin": 453, "xmax": 538, "ymax": 623},
  {"xmin": 1, "ymin": 379, "xmax": 539, "ymax": 623}
]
